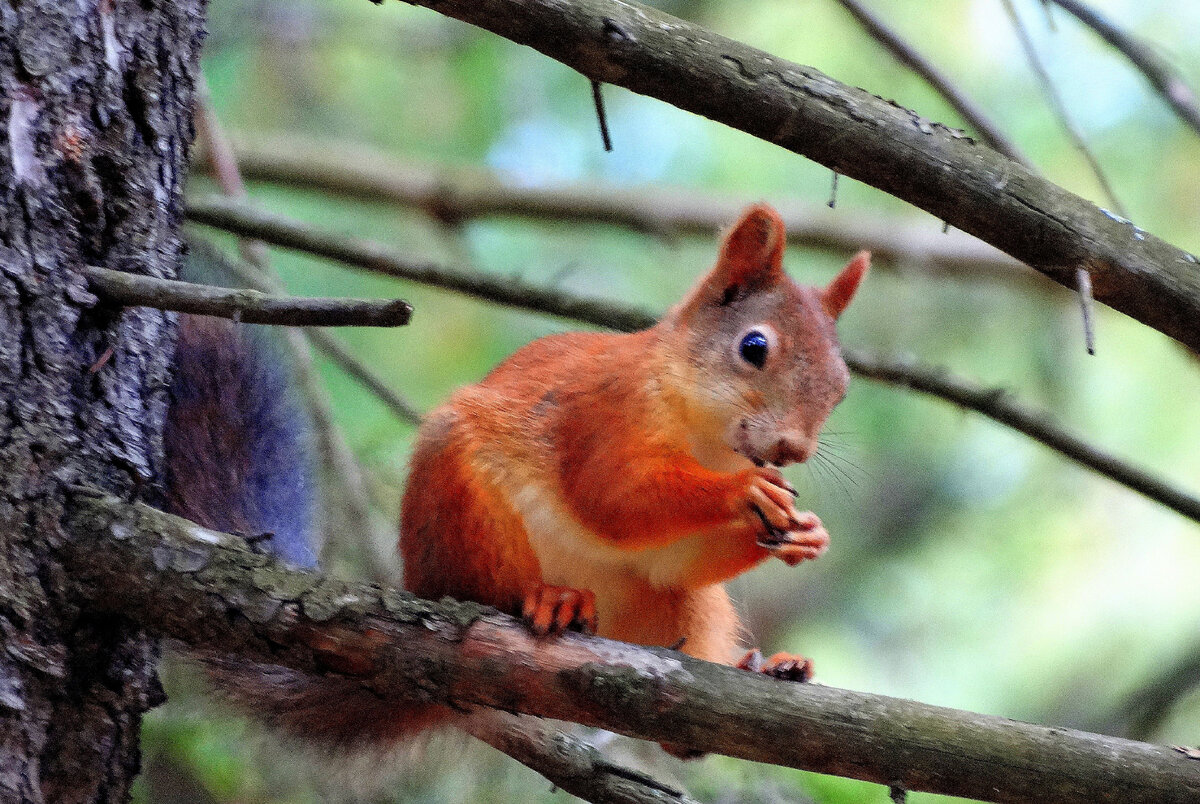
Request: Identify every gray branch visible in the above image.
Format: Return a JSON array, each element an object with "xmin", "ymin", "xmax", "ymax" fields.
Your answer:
[
  {"xmin": 392, "ymin": 0, "xmax": 1200, "ymax": 352},
  {"xmin": 191, "ymin": 137, "xmax": 1030, "ymax": 285},
  {"xmin": 62, "ymin": 490, "xmax": 1200, "ymax": 803},
  {"xmin": 84, "ymin": 266, "xmax": 412, "ymax": 327},
  {"xmin": 1044, "ymin": 0, "xmax": 1200, "ymax": 137},
  {"xmin": 186, "ymin": 196, "xmax": 1200, "ymax": 526}
]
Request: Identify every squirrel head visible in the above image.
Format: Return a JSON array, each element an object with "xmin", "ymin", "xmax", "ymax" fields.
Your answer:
[{"xmin": 659, "ymin": 204, "xmax": 868, "ymax": 469}]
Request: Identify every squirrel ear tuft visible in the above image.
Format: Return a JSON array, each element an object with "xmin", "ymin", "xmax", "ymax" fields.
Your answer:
[{"xmin": 821, "ymin": 251, "xmax": 870, "ymax": 319}]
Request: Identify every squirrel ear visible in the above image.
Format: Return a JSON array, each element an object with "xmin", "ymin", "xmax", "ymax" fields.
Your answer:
[
  {"xmin": 678, "ymin": 205, "xmax": 785, "ymax": 313},
  {"xmin": 714, "ymin": 204, "xmax": 786, "ymax": 292},
  {"xmin": 821, "ymin": 250, "xmax": 870, "ymax": 319}
]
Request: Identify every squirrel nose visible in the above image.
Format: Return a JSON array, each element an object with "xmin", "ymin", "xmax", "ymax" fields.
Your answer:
[{"xmin": 768, "ymin": 433, "xmax": 819, "ymax": 466}]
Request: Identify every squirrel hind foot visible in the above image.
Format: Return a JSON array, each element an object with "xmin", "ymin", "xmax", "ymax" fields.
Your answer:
[
  {"xmin": 520, "ymin": 584, "xmax": 598, "ymax": 637},
  {"xmin": 737, "ymin": 649, "xmax": 814, "ymax": 683}
]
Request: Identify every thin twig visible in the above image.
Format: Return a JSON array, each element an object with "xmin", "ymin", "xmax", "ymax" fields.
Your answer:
[
  {"xmin": 1043, "ymin": 0, "xmax": 1200, "ymax": 137},
  {"xmin": 465, "ymin": 712, "xmax": 697, "ymax": 804},
  {"xmin": 84, "ymin": 266, "xmax": 412, "ymax": 327},
  {"xmin": 191, "ymin": 138, "xmax": 1031, "ymax": 285},
  {"xmin": 1001, "ymin": 0, "xmax": 1127, "ymax": 218},
  {"xmin": 186, "ymin": 197, "xmax": 1200, "ymax": 527},
  {"xmin": 195, "ymin": 74, "xmax": 270, "ymax": 267},
  {"xmin": 186, "ymin": 196, "xmax": 660, "ymax": 332},
  {"xmin": 211, "ymin": 251, "xmax": 424, "ymax": 427},
  {"xmin": 591, "ymin": 79, "xmax": 614, "ymax": 152},
  {"xmin": 1075, "ymin": 267, "xmax": 1096, "ymax": 355},
  {"xmin": 833, "ymin": 0, "xmax": 1032, "ymax": 166},
  {"xmin": 842, "ymin": 348, "xmax": 1200, "ymax": 524}
]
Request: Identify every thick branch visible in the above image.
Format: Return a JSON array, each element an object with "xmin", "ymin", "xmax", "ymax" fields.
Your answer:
[
  {"xmin": 1044, "ymin": 0, "xmax": 1200, "ymax": 137},
  {"xmin": 392, "ymin": 0, "xmax": 1200, "ymax": 351},
  {"xmin": 191, "ymin": 139, "xmax": 1031, "ymax": 285},
  {"xmin": 186, "ymin": 197, "xmax": 1200, "ymax": 525},
  {"xmin": 62, "ymin": 492, "xmax": 1200, "ymax": 804},
  {"xmin": 84, "ymin": 266, "xmax": 412, "ymax": 327},
  {"xmin": 832, "ymin": 0, "xmax": 1030, "ymax": 166}
]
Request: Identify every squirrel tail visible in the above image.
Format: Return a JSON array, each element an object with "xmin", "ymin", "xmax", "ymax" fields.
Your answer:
[{"xmin": 163, "ymin": 242, "xmax": 448, "ymax": 749}]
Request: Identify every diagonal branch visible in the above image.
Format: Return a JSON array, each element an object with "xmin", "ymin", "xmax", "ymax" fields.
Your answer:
[
  {"xmin": 389, "ymin": 0, "xmax": 1200, "ymax": 352},
  {"xmin": 84, "ymin": 266, "xmax": 413, "ymax": 327},
  {"xmin": 62, "ymin": 490, "xmax": 1200, "ymax": 804},
  {"xmin": 832, "ymin": 0, "xmax": 1031, "ymax": 166},
  {"xmin": 191, "ymin": 138, "xmax": 1030, "ymax": 285},
  {"xmin": 186, "ymin": 196, "xmax": 1200, "ymax": 526},
  {"xmin": 1043, "ymin": 0, "xmax": 1200, "ymax": 138}
]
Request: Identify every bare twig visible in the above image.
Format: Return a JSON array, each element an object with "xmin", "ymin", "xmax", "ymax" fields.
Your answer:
[
  {"xmin": 842, "ymin": 348, "xmax": 1200, "ymax": 524},
  {"xmin": 195, "ymin": 75, "xmax": 269, "ymax": 267},
  {"xmin": 186, "ymin": 196, "xmax": 660, "ymax": 333},
  {"xmin": 63, "ymin": 491, "xmax": 1200, "ymax": 804},
  {"xmin": 591, "ymin": 80, "xmax": 614, "ymax": 152},
  {"xmin": 1043, "ymin": 0, "xmax": 1200, "ymax": 137},
  {"xmin": 192, "ymin": 138, "xmax": 1031, "ymax": 285},
  {"xmin": 832, "ymin": 0, "xmax": 1031, "ymax": 166},
  {"xmin": 186, "ymin": 198, "xmax": 1200, "ymax": 527},
  {"xmin": 1000, "ymin": 0, "xmax": 1127, "ymax": 218},
  {"xmin": 208, "ymin": 246, "xmax": 424, "ymax": 426},
  {"xmin": 389, "ymin": 0, "xmax": 1200, "ymax": 352},
  {"xmin": 1075, "ymin": 267, "xmax": 1096, "ymax": 355},
  {"xmin": 84, "ymin": 266, "xmax": 412, "ymax": 327},
  {"xmin": 465, "ymin": 712, "xmax": 697, "ymax": 804}
]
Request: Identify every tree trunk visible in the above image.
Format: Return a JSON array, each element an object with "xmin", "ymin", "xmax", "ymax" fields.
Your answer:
[{"xmin": 0, "ymin": 1, "xmax": 205, "ymax": 801}]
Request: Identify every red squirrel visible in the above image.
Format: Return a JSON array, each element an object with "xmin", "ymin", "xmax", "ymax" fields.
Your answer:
[
  {"xmin": 165, "ymin": 205, "xmax": 867, "ymax": 749},
  {"xmin": 402, "ymin": 204, "xmax": 867, "ymax": 689}
]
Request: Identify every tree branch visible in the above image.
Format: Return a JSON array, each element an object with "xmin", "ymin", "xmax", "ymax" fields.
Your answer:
[
  {"xmin": 832, "ymin": 0, "xmax": 1031, "ymax": 166},
  {"xmin": 186, "ymin": 196, "xmax": 1200, "ymax": 526},
  {"xmin": 84, "ymin": 266, "xmax": 413, "ymax": 327},
  {"xmin": 1043, "ymin": 0, "xmax": 1200, "ymax": 138},
  {"xmin": 186, "ymin": 197, "xmax": 659, "ymax": 332},
  {"xmin": 389, "ymin": 0, "xmax": 1200, "ymax": 352},
  {"xmin": 62, "ymin": 490, "xmax": 1200, "ymax": 804},
  {"xmin": 464, "ymin": 712, "xmax": 697, "ymax": 804},
  {"xmin": 192, "ymin": 137, "xmax": 1032, "ymax": 285},
  {"xmin": 843, "ymin": 348, "xmax": 1200, "ymax": 524}
]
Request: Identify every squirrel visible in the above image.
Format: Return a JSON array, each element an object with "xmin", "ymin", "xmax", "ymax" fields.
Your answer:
[{"xmin": 164, "ymin": 204, "xmax": 868, "ymax": 752}]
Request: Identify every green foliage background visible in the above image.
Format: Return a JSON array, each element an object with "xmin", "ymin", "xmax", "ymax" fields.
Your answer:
[{"xmin": 141, "ymin": 1, "xmax": 1200, "ymax": 801}]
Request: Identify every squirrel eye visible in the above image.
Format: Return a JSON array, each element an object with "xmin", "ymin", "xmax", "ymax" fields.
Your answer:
[{"xmin": 738, "ymin": 330, "xmax": 769, "ymax": 369}]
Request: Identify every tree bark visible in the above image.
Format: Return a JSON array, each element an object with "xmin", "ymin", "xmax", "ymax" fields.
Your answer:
[{"xmin": 0, "ymin": 1, "xmax": 205, "ymax": 801}]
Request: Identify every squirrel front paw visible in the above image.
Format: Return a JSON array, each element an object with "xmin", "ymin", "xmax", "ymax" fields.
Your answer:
[
  {"xmin": 737, "ymin": 648, "xmax": 814, "ymax": 683},
  {"xmin": 760, "ymin": 510, "xmax": 829, "ymax": 566},
  {"xmin": 521, "ymin": 584, "xmax": 598, "ymax": 637},
  {"xmin": 741, "ymin": 467, "xmax": 829, "ymax": 565}
]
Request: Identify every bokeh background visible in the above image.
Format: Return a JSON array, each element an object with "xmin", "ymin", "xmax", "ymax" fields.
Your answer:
[{"xmin": 141, "ymin": 0, "xmax": 1200, "ymax": 801}]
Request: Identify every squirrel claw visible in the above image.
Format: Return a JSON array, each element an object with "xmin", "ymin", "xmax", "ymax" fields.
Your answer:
[
  {"xmin": 758, "ymin": 511, "xmax": 829, "ymax": 565},
  {"xmin": 521, "ymin": 585, "xmax": 598, "ymax": 637},
  {"xmin": 737, "ymin": 649, "xmax": 814, "ymax": 683}
]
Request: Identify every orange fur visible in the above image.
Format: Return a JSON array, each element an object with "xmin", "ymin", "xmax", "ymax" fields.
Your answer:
[{"xmin": 399, "ymin": 204, "xmax": 868, "ymax": 742}]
